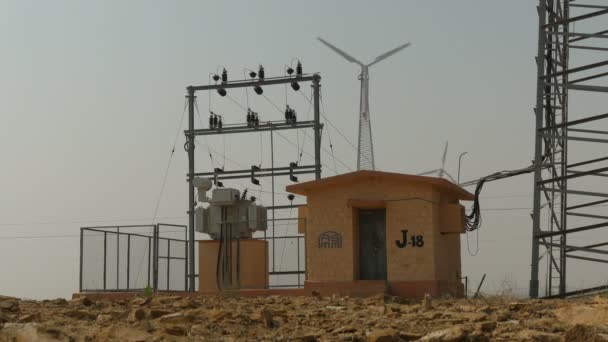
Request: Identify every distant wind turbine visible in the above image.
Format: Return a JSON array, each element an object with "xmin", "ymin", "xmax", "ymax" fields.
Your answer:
[
  {"xmin": 418, "ymin": 142, "xmax": 457, "ymax": 183},
  {"xmin": 317, "ymin": 37, "xmax": 411, "ymax": 170}
]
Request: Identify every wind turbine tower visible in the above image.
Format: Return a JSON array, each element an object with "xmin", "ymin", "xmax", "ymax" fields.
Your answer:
[{"xmin": 318, "ymin": 37, "xmax": 411, "ymax": 170}]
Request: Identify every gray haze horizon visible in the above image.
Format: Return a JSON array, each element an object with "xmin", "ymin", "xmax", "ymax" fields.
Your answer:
[{"xmin": 1, "ymin": 1, "xmax": 606, "ymax": 299}]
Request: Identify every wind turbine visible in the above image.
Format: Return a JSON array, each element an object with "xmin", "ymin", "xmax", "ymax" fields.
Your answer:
[
  {"xmin": 417, "ymin": 142, "xmax": 457, "ymax": 183},
  {"xmin": 317, "ymin": 37, "xmax": 411, "ymax": 171}
]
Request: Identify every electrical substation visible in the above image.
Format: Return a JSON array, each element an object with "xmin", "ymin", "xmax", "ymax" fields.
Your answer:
[{"xmin": 77, "ymin": 1, "xmax": 608, "ymax": 300}]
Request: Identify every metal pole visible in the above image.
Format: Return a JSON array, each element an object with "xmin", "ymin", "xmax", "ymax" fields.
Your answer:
[
  {"xmin": 116, "ymin": 227, "xmax": 119, "ymax": 290},
  {"xmin": 187, "ymin": 87, "xmax": 196, "ymax": 292},
  {"xmin": 147, "ymin": 236, "xmax": 151, "ymax": 288},
  {"xmin": 474, "ymin": 273, "xmax": 486, "ymax": 298},
  {"xmin": 79, "ymin": 228, "xmax": 83, "ymax": 292},
  {"xmin": 312, "ymin": 75, "xmax": 322, "ymax": 180},
  {"xmin": 103, "ymin": 231, "xmax": 107, "ymax": 291},
  {"xmin": 457, "ymin": 152, "xmax": 468, "ymax": 184},
  {"xmin": 184, "ymin": 225, "xmax": 188, "ymax": 292},
  {"xmin": 559, "ymin": 2, "xmax": 570, "ymax": 297},
  {"xmin": 167, "ymin": 239, "xmax": 170, "ymax": 291},
  {"xmin": 530, "ymin": 0, "xmax": 547, "ymax": 299},
  {"xmin": 297, "ymin": 236, "xmax": 301, "ymax": 288},
  {"xmin": 153, "ymin": 225, "xmax": 159, "ymax": 291},
  {"xmin": 270, "ymin": 124, "xmax": 275, "ymax": 273},
  {"xmin": 127, "ymin": 234, "xmax": 130, "ymax": 290}
]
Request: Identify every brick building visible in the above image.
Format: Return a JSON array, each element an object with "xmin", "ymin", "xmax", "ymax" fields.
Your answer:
[{"xmin": 287, "ymin": 170, "xmax": 474, "ymax": 298}]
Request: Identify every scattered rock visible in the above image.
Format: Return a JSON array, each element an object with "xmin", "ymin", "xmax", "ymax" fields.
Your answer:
[
  {"xmin": 96, "ymin": 313, "xmax": 113, "ymax": 324},
  {"xmin": 399, "ymin": 332, "xmax": 424, "ymax": 341},
  {"xmin": 423, "ymin": 294, "xmax": 433, "ymax": 311},
  {"xmin": 165, "ymin": 325, "xmax": 188, "ymax": 336},
  {"xmin": 564, "ymin": 324, "xmax": 608, "ymax": 342},
  {"xmin": 262, "ymin": 307, "xmax": 275, "ymax": 328},
  {"xmin": 476, "ymin": 321, "xmax": 496, "ymax": 333},
  {"xmin": 127, "ymin": 308, "xmax": 146, "ymax": 322},
  {"xmin": 368, "ymin": 328, "xmax": 398, "ymax": 342},
  {"xmin": 158, "ymin": 311, "xmax": 185, "ymax": 322},
  {"xmin": 130, "ymin": 296, "xmax": 151, "ymax": 307},
  {"xmin": 18, "ymin": 313, "xmax": 40, "ymax": 323},
  {"xmin": 69, "ymin": 296, "xmax": 93, "ymax": 307},
  {"xmin": 148, "ymin": 308, "xmax": 172, "ymax": 319},
  {"xmin": 326, "ymin": 305, "xmax": 346, "ymax": 310},
  {"xmin": 420, "ymin": 325, "xmax": 468, "ymax": 341},
  {"xmin": 0, "ymin": 299, "xmax": 19, "ymax": 312},
  {"xmin": 0, "ymin": 293, "xmax": 608, "ymax": 340},
  {"xmin": 64, "ymin": 309, "xmax": 96, "ymax": 320},
  {"xmin": 517, "ymin": 329, "xmax": 563, "ymax": 342}
]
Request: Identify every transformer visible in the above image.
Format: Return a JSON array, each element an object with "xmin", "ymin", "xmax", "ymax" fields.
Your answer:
[{"xmin": 194, "ymin": 188, "xmax": 267, "ymax": 239}]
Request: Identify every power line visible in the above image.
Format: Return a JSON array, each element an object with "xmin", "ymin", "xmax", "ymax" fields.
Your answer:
[
  {"xmin": 258, "ymin": 93, "xmax": 352, "ymax": 172},
  {"xmin": 0, "ymin": 215, "xmax": 186, "ymax": 229},
  {"xmin": 150, "ymin": 99, "xmax": 188, "ymax": 224}
]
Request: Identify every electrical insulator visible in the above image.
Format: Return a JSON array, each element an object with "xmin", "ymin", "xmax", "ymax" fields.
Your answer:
[
  {"xmin": 212, "ymin": 74, "xmax": 220, "ymax": 82},
  {"xmin": 289, "ymin": 161, "xmax": 298, "ymax": 182},
  {"xmin": 249, "ymin": 71, "xmax": 257, "ymax": 78},
  {"xmin": 213, "ymin": 115, "xmax": 219, "ymax": 128},
  {"xmin": 254, "ymin": 114, "xmax": 259, "ymax": 127},
  {"xmin": 254, "ymin": 85, "xmax": 263, "ymax": 95},
  {"xmin": 247, "ymin": 110, "xmax": 252, "ymax": 126},
  {"xmin": 296, "ymin": 61, "xmax": 302, "ymax": 76},
  {"xmin": 258, "ymin": 65, "xmax": 265, "ymax": 80},
  {"xmin": 218, "ymin": 117, "xmax": 223, "ymax": 129},
  {"xmin": 287, "ymin": 194, "xmax": 295, "ymax": 202},
  {"xmin": 221, "ymin": 68, "xmax": 228, "ymax": 83},
  {"xmin": 251, "ymin": 165, "xmax": 261, "ymax": 185},
  {"xmin": 285, "ymin": 106, "xmax": 297, "ymax": 124},
  {"xmin": 209, "ymin": 114, "xmax": 214, "ymax": 128},
  {"xmin": 286, "ymin": 67, "xmax": 294, "ymax": 75},
  {"xmin": 250, "ymin": 196, "xmax": 256, "ymax": 202},
  {"xmin": 291, "ymin": 81, "xmax": 300, "ymax": 91}
]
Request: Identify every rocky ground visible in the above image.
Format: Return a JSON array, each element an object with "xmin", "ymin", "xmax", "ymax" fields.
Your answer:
[{"xmin": 1, "ymin": 293, "xmax": 608, "ymax": 341}]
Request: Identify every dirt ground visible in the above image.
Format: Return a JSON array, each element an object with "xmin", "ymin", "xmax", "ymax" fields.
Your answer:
[{"xmin": 1, "ymin": 293, "xmax": 608, "ymax": 341}]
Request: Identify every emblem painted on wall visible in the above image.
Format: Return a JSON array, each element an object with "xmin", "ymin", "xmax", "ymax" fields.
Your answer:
[
  {"xmin": 318, "ymin": 231, "xmax": 342, "ymax": 249},
  {"xmin": 395, "ymin": 230, "xmax": 424, "ymax": 248}
]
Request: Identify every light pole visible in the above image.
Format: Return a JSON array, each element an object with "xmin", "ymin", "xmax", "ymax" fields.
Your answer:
[{"xmin": 458, "ymin": 152, "xmax": 468, "ymax": 184}]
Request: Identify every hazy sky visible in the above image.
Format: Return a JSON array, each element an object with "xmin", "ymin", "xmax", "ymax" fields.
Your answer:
[{"xmin": 0, "ymin": 1, "xmax": 606, "ymax": 298}]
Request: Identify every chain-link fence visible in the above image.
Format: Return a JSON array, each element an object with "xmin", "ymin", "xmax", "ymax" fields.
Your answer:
[
  {"xmin": 79, "ymin": 224, "xmax": 187, "ymax": 292},
  {"xmin": 253, "ymin": 218, "xmax": 306, "ymax": 288}
]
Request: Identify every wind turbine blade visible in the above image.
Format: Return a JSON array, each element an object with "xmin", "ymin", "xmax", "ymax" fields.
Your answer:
[
  {"xmin": 441, "ymin": 142, "xmax": 448, "ymax": 169},
  {"xmin": 317, "ymin": 37, "xmax": 364, "ymax": 66},
  {"xmin": 417, "ymin": 169, "xmax": 440, "ymax": 176},
  {"xmin": 367, "ymin": 42, "xmax": 411, "ymax": 67},
  {"xmin": 442, "ymin": 170, "xmax": 457, "ymax": 183}
]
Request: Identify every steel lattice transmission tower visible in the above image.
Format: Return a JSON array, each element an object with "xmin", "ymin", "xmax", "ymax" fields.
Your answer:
[
  {"xmin": 530, "ymin": 0, "xmax": 608, "ymax": 299},
  {"xmin": 318, "ymin": 38, "xmax": 410, "ymax": 170}
]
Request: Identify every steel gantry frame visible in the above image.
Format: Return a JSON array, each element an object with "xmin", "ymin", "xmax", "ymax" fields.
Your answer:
[
  {"xmin": 531, "ymin": 0, "xmax": 608, "ymax": 298},
  {"xmin": 184, "ymin": 74, "xmax": 323, "ymax": 291}
]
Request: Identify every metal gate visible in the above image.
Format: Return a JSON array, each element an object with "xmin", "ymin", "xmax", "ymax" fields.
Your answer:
[{"xmin": 79, "ymin": 224, "xmax": 187, "ymax": 292}]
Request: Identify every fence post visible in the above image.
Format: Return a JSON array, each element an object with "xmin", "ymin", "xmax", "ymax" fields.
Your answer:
[
  {"xmin": 167, "ymin": 238, "xmax": 170, "ymax": 291},
  {"xmin": 153, "ymin": 224, "xmax": 159, "ymax": 291},
  {"xmin": 297, "ymin": 235, "xmax": 301, "ymax": 288},
  {"xmin": 103, "ymin": 231, "xmax": 107, "ymax": 291},
  {"xmin": 147, "ymin": 236, "xmax": 152, "ymax": 288},
  {"xmin": 116, "ymin": 226, "xmax": 120, "ymax": 290},
  {"xmin": 184, "ymin": 225, "xmax": 188, "ymax": 292},
  {"xmin": 79, "ymin": 228, "xmax": 84, "ymax": 292},
  {"xmin": 127, "ymin": 234, "xmax": 131, "ymax": 290}
]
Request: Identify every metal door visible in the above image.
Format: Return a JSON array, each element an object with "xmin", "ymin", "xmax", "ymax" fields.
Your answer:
[{"xmin": 358, "ymin": 209, "xmax": 387, "ymax": 280}]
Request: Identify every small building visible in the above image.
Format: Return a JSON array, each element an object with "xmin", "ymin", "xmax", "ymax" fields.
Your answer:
[{"xmin": 287, "ymin": 170, "xmax": 474, "ymax": 298}]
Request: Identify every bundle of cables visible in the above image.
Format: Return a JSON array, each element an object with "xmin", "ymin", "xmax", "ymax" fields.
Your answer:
[{"xmin": 463, "ymin": 164, "xmax": 539, "ymax": 232}]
